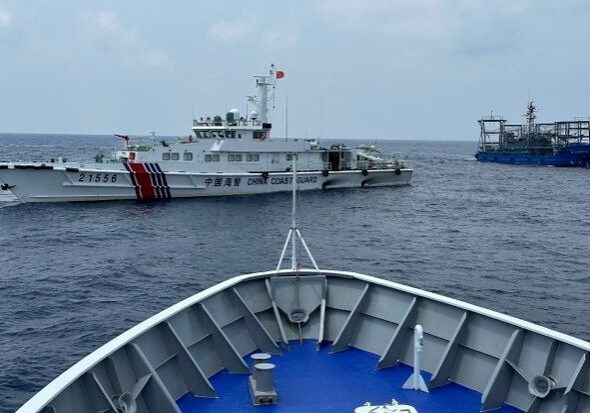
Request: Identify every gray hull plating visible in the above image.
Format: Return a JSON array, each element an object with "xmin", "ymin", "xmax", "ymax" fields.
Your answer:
[{"xmin": 19, "ymin": 270, "xmax": 590, "ymax": 413}]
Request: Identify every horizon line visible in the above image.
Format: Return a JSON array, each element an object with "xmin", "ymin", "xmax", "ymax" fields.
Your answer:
[{"xmin": 0, "ymin": 132, "xmax": 478, "ymax": 142}]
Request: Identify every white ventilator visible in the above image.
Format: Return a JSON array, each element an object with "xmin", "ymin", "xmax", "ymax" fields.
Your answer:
[{"xmin": 402, "ymin": 324, "xmax": 429, "ymax": 393}]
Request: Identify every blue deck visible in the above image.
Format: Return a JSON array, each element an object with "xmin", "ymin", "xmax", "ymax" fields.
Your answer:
[{"xmin": 177, "ymin": 341, "xmax": 522, "ymax": 413}]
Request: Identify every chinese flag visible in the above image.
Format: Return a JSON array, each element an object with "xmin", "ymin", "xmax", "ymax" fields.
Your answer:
[{"xmin": 275, "ymin": 70, "xmax": 285, "ymax": 79}]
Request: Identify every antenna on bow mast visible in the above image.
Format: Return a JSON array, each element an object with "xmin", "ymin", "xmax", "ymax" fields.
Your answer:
[{"xmin": 275, "ymin": 154, "xmax": 320, "ymax": 273}]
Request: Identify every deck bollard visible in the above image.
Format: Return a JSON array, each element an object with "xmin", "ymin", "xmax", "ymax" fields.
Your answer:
[
  {"xmin": 249, "ymin": 361, "xmax": 278, "ymax": 404},
  {"xmin": 250, "ymin": 353, "xmax": 272, "ymax": 371}
]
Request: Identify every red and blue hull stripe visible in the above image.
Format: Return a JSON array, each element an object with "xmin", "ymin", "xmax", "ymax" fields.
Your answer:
[{"xmin": 124, "ymin": 162, "xmax": 171, "ymax": 200}]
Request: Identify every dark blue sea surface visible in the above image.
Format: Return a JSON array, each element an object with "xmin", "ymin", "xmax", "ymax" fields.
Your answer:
[{"xmin": 0, "ymin": 134, "xmax": 589, "ymax": 412}]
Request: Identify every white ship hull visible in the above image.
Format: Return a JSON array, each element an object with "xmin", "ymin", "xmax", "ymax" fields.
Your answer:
[{"xmin": 0, "ymin": 163, "xmax": 412, "ymax": 203}]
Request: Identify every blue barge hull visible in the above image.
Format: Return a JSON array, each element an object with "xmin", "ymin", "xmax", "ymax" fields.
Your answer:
[{"xmin": 475, "ymin": 144, "xmax": 590, "ymax": 167}]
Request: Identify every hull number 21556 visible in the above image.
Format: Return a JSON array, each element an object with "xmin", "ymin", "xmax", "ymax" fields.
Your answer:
[{"xmin": 78, "ymin": 173, "xmax": 118, "ymax": 183}]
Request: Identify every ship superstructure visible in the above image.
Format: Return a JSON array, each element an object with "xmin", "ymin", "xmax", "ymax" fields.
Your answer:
[
  {"xmin": 476, "ymin": 102, "xmax": 590, "ymax": 167},
  {"xmin": 0, "ymin": 66, "xmax": 411, "ymax": 203}
]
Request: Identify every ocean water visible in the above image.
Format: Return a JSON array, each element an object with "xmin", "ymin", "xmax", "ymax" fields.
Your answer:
[{"xmin": 0, "ymin": 133, "xmax": 589, "ymax": 412}]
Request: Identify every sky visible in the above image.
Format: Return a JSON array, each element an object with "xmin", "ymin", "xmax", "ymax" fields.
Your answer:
[{"xmin": 0, "ymin": 0, "xmax": 589, "ymax": 140}]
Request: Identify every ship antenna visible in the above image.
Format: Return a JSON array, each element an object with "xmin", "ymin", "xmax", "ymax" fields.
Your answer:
[
  {"xmin": 285, "ymin": 92, "xmax": 289, "ymax": 142},
  {"xmin": 290, "ymin": 152, "xmax": 297, "ymax": 269},
  {"xmin": 319, "ymin": 100, "xmax": 323, "ymax": 139},
  {"xmin": 275, "ymin": 153, "xmax": 320, "ymax": 273}
]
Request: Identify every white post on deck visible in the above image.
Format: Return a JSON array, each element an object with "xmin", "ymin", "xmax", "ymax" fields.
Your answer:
[{"xmin": 402, "ymin": 324, "xmax": 429, "ymax": 393}]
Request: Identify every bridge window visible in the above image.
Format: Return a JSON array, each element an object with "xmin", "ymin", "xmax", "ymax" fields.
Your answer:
[
  {"xmin": 286, "ymin": 154, "xmax": 293, "ymax": 161},
  {"xmin": 246, "ymin": 154, "xmax": 260, "ymax": 162},
  {"xmin": 204, "ymin": 154, "xmax": 220, "ymax": 162},
  {"xmin": 162, "ymin": 152, "xmax": 171, "ymax": 161},
  {"xmin": 183, "ymin": 152, "xmax": 193, "ymax": 161},
  {"xmin": 171, "ymin": 153, "xmax": 180, "ymax": 161},
  {"xmin": 253, "ymin": 131, "xmax": 267, "ymax": 140},
  {"xmin": 197, "ymin": 131, "xmax": 215, "ymax": 139}
]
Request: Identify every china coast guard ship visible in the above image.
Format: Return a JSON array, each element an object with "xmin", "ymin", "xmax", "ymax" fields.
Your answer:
[
  {"xmin": 475, "ymin": 102, "xmax": 590, "ymax": 167},
  {"xmin": 0, "ymin": 66, "xmax": 411, "ymax": 203},
  {"xmin": 15, "ymin": 160, "xmax": 590, "ymax": 413}
]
